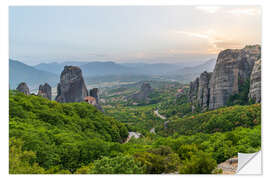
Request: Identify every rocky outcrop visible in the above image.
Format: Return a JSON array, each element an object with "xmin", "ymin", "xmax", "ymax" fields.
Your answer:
[
  {"xmin": 249, "ymin": 59, "xmax": 261, "ymax": 103},
  {"xmin": 55, "ymin": 66, "xmax": 88, "ymax": 103},
  {"xmin": 90, "ymin": 88, "xmax": 99, "ymax": 104},
  {"xmin": 209, "ymin": 45, "xmax": 260, "ymax": 109},
  {"xmin": 188, "ymin": 77, "xmax": 199, "ymax": 104},
  {"xmin": 188, "ymin": 45, "xmax": 261, "ymax": 110},
  {"xmin": 16, "ymin": 82, "xmax": 30, "ymax": 95},
  {"xmin": 130, "ymin": 82, "xmax": 153, "ymax": 103},
  {"xmin": 89, "ymin": 88, "xmax": 104, "ymax": 112},
  {"xmin": 188, "ymin": 71, "xmax": 212, "ymax": 110},
  {"xmin": 197, "ymin": 71, "xmax": 212, "ymax": 109},
  {"xmin": 38, "ymin": 83, "xmax": 52, "ymax": 100}
]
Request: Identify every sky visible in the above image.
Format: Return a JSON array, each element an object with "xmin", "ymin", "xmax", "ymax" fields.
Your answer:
[{"xmin": 9, "ymin": 6, "xmax": 261, "ymax": 65}]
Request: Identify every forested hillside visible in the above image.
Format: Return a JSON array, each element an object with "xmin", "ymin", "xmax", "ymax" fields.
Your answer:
[
  {"xmin": 9, "ymin": 90, "xmax": 128, "ymax": 173},
  {"xmin": 162, "ymin": 104, "xmax": 261, "ymax": 136},
  {"xmin": 9, "ymin": 90, "xmax": 261, "ymax": 174}
]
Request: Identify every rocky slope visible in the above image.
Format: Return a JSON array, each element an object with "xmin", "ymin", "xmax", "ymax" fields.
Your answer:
[
  {"xmin": 188, "ymin": 45, "xmax": 261, "ymax": 110},
  {"xmin": 55, "ymin": 66, "xmax": 88, "ymax": 103}
]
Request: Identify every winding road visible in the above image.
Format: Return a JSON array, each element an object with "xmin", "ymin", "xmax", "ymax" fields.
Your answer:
[
  {"xmin": 124, "ymin": 132, "xmax": 141, "ymax": 143},
  {"xmin": 125, "ymin": 109, "xmax": 167, "ymax": 143},
  {"xmin": 154, "ymin": 110, "xmax": 167, "ymax": 120}
]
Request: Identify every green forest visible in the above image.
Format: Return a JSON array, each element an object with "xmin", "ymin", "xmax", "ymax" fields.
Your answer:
[{"xmin": 9, "ymin": 88, "xmax": 261, "ymax": 174}]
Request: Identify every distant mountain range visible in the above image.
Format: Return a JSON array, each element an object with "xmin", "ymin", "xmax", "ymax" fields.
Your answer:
[
  {"xmin": 34, "ymin": 61, "xmax": 182, "ymax": 76},
  {"xmin": 165, "ymin": 59, "xmax": 216, "ymax": 83},
  {"xmin": 9, "ymin": 58, "xmax": 216, "ymax": 90},
  {"xmin": 9, "ymin": 59, "xmax": 58, "ymax": 90}
]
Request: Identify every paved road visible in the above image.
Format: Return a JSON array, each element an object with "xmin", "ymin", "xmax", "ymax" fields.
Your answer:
[
  {"xmin": 124, "ymin": 132, "xmax": 141, "ymax": 143},
  {"xmin": 154, "ymin": 110, "xmax": 167, "ymax": 120},
  {"xmin": 150, "ymin": 128, "xmax": 156, "ymax": 134}
]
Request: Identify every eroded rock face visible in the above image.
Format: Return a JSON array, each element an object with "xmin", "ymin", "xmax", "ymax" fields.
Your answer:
[
  {"xmin": 89, "ymin": 88, "xmax": 104, "ymax": 112},
  {"xmin": 90, "ymin": 88, "xmax": 99, "ymax": 104},
  {"xmin": 249, "ymin": 59, "xmax": 261, "ymax": 103},
  {"xmin": 55, "ymin": 66, "xmax": 88, "ymax": 103},
  {"xmin": 209, "ymin": 45, "xmax": 261, "ymax": 109},
  {"xmin": 16, "ymin": 82, "xmax": 30, "ymax": 95},
  {"xmin": 197, "ymin": 71, "xmax": 212, "ymax": 110},
  {"xmin": 188, "ymin": 77, "xmax": 199, "ymax": 104},
  {"xmin": 188, "ymin": 45, "xmax": 261, "ymax": 110},
  {"xmin": 38, "ymin": 83, "xmax": 52, "ymax": 100},
  {"xmin": 188, "ymin": 71, "xmax": 212, "ymax": 111}
]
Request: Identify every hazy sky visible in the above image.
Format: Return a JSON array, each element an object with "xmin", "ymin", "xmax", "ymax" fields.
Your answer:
[{"xmin": 9, "ymin": 6, "xmax": 261, "ymax": 65}]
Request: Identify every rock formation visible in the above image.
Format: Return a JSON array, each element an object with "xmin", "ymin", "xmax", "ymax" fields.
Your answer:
[
  {"xmin": 16, "ymin": 82, "xmax": 30, "ymax": 95},
  {"xmin": 188, "ymin": 71, "xmax": 212, "ymax": 110},
  {"xmin": 38, "ymin": 83, "xmax": 52, "ymax": 100},
  {"xmin": 90, "ymin": 88, "xmax": 99, "ymax": 104},
  {"xmin": 55, "ymin": 66, "xmax": 88, "ymax": 103},
  {"xmin": 130, "ymin": 82, "xmax": 153, "ymax": 103},
  {"xmin": 249, "ymin": 59, "xmax": 261, "ymax": 103},
  {"xmin": 209, "ymin": 45, "xmax": 260, "ymax": 109},
  {"xmin": 89, "ymin": 88, "xmax": 104, "ymax": 112},
  {"xmin": 197, "ymin": 71, "xmax": 212, "ymax": 109},
  {"xmin": 188, "ymin": 77, "xmax": 199, "ymax": 104},
  {"xmin": 188, "ymin": 45, "xmax": 261, "ymax": 110}
]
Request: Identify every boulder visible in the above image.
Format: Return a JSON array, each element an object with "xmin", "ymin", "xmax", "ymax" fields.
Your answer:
[
  {"xmin": 55, "ymin": 66, "xmax": 88, "ymax": 103},
  {"xmin": 16, "ymin": 82, "xmax": 30, "ymax": 95},
  {"xmin": 38, "ymin": 83, "xmax": 52, "ymax": 100}
]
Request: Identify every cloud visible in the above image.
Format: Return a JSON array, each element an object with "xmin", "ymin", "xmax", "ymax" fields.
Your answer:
[
  {"xmin": 174, "ymin": 30, "xmax": 209, "ymax": 39},
  {"xmin": 172, "ymin": 29, "xmax": 246, "ymax": 54},
  {"xmin": 227, "ymin": 8, "xmax": 261, "ymax": 16},
  {"xmin": 195, "ymin": 6, "xmax": 221, "ymax": 14}
]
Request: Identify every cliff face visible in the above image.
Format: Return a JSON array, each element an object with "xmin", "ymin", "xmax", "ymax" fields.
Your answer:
[
  {"xmin": 55, "ymin": 66, "xmax": 88, "ymax": 103},
  {"xmin": 198, "ymin": 71, "xmax": 212, "ymax": 110},
  {"xmin": 189, "ymin": 45, "xmax": 261, "ymax": 110},
  {"xmin": 188, "ymin": 77, "xmax": 199, "ymax": 104},
  {"xmin": 209, "ymin": 45, "xmax": 260, "ymax": 109},
  {"xmin": 188, "ymin": 71, "xmax": 212, "ymax": 111},
  {"xmin": 249, "ymin": 59, "xmax": 261, "ymax": 103},
  {"xmin": 38, "ymin": 83, "xmax": 52, "ymax": 100},
  {"xmin": 89, "ymin": 88, "xmax": 104, "ymax": 112}
]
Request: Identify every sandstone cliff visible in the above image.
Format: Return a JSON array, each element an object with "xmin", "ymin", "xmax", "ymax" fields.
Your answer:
[
  {"xmin": 55, "ymin": 66, "xmax": 88, "ymax": 103},
  {"xmin": 188, "ymin": 45, "xmax": 261, "ymax": 110},
  {"xmin": 38, "ymin": 83, "xmax": 52, "ymax": 100},
  {"xmin": 209, "ymin": 45, "xmax": 260, "ymax": 109}
]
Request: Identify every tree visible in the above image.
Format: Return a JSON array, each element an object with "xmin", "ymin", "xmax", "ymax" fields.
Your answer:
[
  {"xmin": 89, "ymin": 154, "xmax": 144, "ymax": 174},
  {"xmin": 179, "ymin": 151, "xmax": 217, "ymax": 174},
  {"xmin": 9, "ymin": 138, "xmax": 45, "ymax": 174}
]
